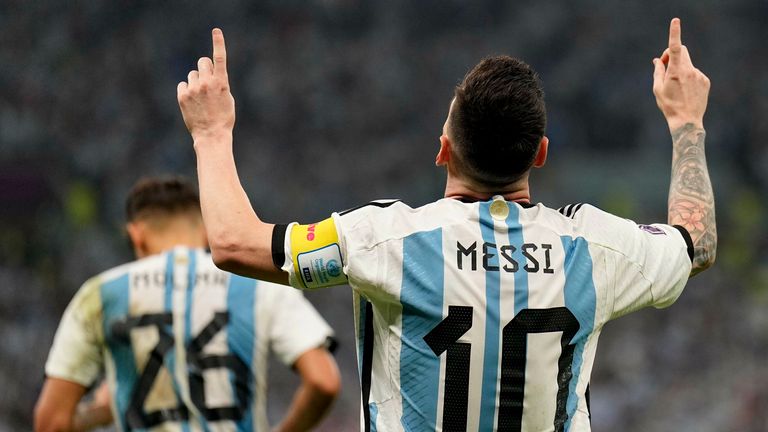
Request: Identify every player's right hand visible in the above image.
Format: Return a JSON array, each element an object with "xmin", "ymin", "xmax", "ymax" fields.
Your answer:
[
  {"xmin": 177, "ymin": 28, "xmax": 236, "ymax": 142},
  {"xmin": 652, "ymin": 18, "xmax": 710, "ymax": 131}
]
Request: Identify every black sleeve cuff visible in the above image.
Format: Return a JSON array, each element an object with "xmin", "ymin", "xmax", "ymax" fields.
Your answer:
[
  {"xmin": 271, "ymin": 224, "xmax": 288, "ymax": 270},
  {"xmin": 672, "ymin": 225, "xmax": 694, "ymax": 262},
  {"xmin": 325, "ymin": 336, "xmax": 339, "ymax": 354}
]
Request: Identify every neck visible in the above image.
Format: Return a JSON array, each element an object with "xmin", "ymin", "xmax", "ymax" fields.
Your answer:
[
  {"xmin": 147, "ymin": 236, "xmax": 206, "ymax": 256},
  {"xmin": 443, "ymin": 171, "xmax": 532, "ymax": 203},
  {"xmin": 138, "ymin": 228, "xmax": 207, "ymax": 258}
]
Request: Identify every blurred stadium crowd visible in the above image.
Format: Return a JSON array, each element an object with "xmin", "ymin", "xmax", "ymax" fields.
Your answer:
[{"xmin": 1, "ymin": 1, "xmax": 767, "ymax": 430}]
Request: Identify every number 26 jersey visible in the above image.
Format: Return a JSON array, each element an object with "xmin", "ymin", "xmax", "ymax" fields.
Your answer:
[
  {"xmin": 281, "ymin": 197, "xmax": 693, "ymax": 432},
  {"xmin": 45, "ymin": 247, "xmax": 333, "ymax": 432}
]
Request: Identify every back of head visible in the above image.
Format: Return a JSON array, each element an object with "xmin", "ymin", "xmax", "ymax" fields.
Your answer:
[
  {"xmin": 449, "ymin": 56, "xmax": 546, "ymax": 187},
  {"xmin": 125, "ymin": 175, "xmax": 201, "ymax": 227}
]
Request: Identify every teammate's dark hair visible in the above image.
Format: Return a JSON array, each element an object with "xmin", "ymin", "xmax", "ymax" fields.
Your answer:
[
  {"xmin": 125, "ymin": 175, "xmax": 201, "ymax": 222},
  {"xmin": 449, "ymin": 56, "xmax": 546, "ymax": 186}
]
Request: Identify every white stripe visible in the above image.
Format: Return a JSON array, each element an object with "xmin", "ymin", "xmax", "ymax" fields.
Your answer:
[
  {"xmin": 171, "ymin": 249, "xmax": 194, "ymax": 431},
  {"xmin": 379, "ymin": 237, "xmax": 404, "ymax": 432},
  {"xmin": 191, "ymin": 253, "xmax": 234, "ymax": 430},
  {"xmin": 126, "ymin": 255, "xmax": 181, "ymax": 428},
  {"xmin": 253, "ymin": 282, "xmax": 270, "ymax": 432}
]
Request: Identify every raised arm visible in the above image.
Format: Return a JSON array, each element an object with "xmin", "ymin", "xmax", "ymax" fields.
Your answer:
[
  {"xmin": 652, "ymin": 18, "xmax": 716, "ymax": 276},
  {"xmin": 177, "ymin": 29, "xmax": 286, "ymax": 284}
]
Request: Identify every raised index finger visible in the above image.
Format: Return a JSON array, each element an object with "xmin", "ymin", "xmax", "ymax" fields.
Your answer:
[
  {"xmin": 668, "ymin": 18, "xmax": 682, "ymax": 62},
  {"xmin": 212, "ymin": 28, "xmax": 227, "ymax": 77}
]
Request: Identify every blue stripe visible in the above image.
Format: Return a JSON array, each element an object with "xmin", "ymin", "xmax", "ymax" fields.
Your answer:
[
  {"xmin": 164, "ymin": 251, "xmax": 174, "ymax": 310},
  {"xmin": 399, "ymin": 228, "xmax": 444, "ymax": 431},
  {"xmin": 478, "ymin": 201, "xmax": 505, "ymax": 430},
  {"xmin": 184, "ymin": 249, "xmax": 197, "ymax": 344},
  {"xmin": 560, "ymin": 236, "xmax": 596, "ymax": 431},
  {"xmin": 227, "ymin": 274, "xmax": 257, "ymax": 432},
  {"xmin": 162, "ymin": 251, "xmax": 191, "ymax": 432},
  {"xmin": 369, "ymin": 402, "xmax": 379, "ymax": 432},
  {"xmin": 101, "ymin": 273, "xmax": 132, "ymax": 432}
]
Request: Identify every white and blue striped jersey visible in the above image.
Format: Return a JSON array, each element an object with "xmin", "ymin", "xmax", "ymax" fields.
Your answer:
[
  {"xmin": 282, "ymin": 197, "xmax": 693, "ymax": 432},
  {"xmin": 45, "ymin": 247, "xmax": 333, "ymax": 432}
]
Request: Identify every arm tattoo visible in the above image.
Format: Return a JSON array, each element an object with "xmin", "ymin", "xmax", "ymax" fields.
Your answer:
[{"xmin": 668, "ymin": 123, "xmax": 717, "ymax": 275}]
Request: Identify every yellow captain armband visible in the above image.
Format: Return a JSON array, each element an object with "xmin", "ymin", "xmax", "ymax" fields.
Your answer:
[{"xmin": 290, "ymin": 217, "xmax": 347, "ymax": 289}]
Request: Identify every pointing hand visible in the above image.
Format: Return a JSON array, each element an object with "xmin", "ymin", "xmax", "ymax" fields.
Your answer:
[
  {"xmin": 652, "ymin": 18, "xmax": 710, "ymax": 131},
  {"xmin": 177, "ymin": 29, "xmax": 236, "ymax": 141}
]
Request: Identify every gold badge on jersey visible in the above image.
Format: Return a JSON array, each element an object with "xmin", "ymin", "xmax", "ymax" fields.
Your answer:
[{"xmin": 490, "ymin": 196, "xmax": 509, "ymax": 220}]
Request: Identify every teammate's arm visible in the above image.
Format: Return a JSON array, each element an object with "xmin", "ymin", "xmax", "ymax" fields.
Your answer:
[
  {"xmin": 34, "ymin": 378, "xmax": 87, "ymax": 432},
  {"xmin": 177, "ymin": 29, "xmax": 286, "ymax": 285},
  {"xmin": 71, "ymin": 382, "xmax": 113, "ymax": 431},
  {"xmin": 652, "ymin": 18, "xmax": 716, "ymax": 276},
  {"xmin": 273, "ymin": 347, "xmax": 341, "ymax": 432},
  {"xmin": 37, "ymin": 280, "xmax": 106, "ymax": 432}
]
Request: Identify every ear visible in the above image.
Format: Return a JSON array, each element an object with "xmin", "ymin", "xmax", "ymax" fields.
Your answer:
[
  {"xmin": 125, "ymin": 222, "xmax": 147, "ymax": 258},
  {"xmin": 436, "ymin": 135, "xmax": 452, "ymax": 166},
  {"xmin": 532, "ymin": 136, "xmax": 549, "ymax": 168}
]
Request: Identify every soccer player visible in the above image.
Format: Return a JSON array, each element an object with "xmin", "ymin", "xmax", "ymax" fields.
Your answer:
[
  {"xmin": 176, "ymin": 18, "xmax": 715, "ymax": 431},
  {"xmin": 34, "ymin": 176, "xmax": 340, "ymax": 432}
]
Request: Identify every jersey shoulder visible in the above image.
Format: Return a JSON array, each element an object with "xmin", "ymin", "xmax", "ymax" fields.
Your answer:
[
  {"xmin": 543, "ymin": 202, "xmax": 688, "ymax": 257},
  {"xmin": 97, "ymin": 250, "xmax": 181, "ymax": 281},
  {"xmin": 541, "ymin": 202, "xmax": 636, "ymax": 235},
  {"xmin": 334, "ymin": 199, "xmax": 641, "ymax": 244},
  {"xmin": 92, "ymin": 259, "xmax": 140, "ymax": 286},
  {"xmin": 334, "ymin": 198, "xmax": 478, "ymax": 243}
]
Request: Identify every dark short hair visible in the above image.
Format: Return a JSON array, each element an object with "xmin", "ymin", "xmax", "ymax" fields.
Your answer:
[
  {"xmin": 449, "ymin": 56, "xmax": 546, "ymax": 186},
  {"xmin": 125, "ymin": 175, "xmax": 201, "ymax": 222}
]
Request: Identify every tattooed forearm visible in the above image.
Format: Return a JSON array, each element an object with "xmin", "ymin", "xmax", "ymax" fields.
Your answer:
[{"xmin": 668, "ymin": 123, "xmax": 716, "ymax": 275}]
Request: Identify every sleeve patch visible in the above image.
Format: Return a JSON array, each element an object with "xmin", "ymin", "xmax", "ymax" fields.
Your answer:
[
  {"xmin": 290, "ymin": 218, "xmax": 347, "ymax": 289},
  {"xmin": 637, "ymin": 224, "xmax": 667, "ymax": 235}
]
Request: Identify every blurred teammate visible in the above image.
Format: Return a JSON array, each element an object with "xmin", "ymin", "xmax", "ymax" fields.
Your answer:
[
  {"xmin": 35, "ymin": 176, "xmax": 340, "ymax": 432},
  {"xmin": 176, "ymin": 18, "xmax": 715, "ymax": 431}
]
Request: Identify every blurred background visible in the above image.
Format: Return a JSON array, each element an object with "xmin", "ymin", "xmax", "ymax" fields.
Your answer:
[{"xmin": 1, "ymin": 0, "xmax": 767, "ymax": 430}]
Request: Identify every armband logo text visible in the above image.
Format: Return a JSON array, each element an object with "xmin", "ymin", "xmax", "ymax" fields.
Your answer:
[{"xmin": 302, "ymin": 267, "xmax": 313, "ymax": 282}]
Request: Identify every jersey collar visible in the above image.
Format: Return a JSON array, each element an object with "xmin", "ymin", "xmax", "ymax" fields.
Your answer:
[{"xmin": 452, "ymin": 196, "xmax": 536, "ymax": 208}]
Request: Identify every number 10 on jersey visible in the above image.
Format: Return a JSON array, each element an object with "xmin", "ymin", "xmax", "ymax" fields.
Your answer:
[{"xmin": 423, "ymin": 306, "xmax": 579, "ymax": 432}]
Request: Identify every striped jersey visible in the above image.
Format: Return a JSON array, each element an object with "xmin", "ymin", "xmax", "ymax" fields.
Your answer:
[
  {"xmin": 45, "ymin": 247, "xmax": 333, "ymax": 432},
  {"xmin": 281, "ymin": 197, "xmax": 693, "ymax": 432}
]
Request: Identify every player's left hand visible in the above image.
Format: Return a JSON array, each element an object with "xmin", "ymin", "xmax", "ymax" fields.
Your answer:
[
  {"xmin": 177, "ymin": 28, "xmax": 236, "ymax": 142},
  {"xmin": 652, "ymin": 18, "xmax": 710, "ymax": 131}
]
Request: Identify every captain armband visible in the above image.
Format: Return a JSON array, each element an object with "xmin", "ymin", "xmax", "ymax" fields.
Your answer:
[{"xmin": 289, "ymin": 218, "xmax": 347, "ymax": 289}]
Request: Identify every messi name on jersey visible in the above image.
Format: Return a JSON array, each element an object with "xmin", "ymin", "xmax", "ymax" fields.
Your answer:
[{"xmin": 456, "ymin": 240, "xmax": 555, "ymax": 274}]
